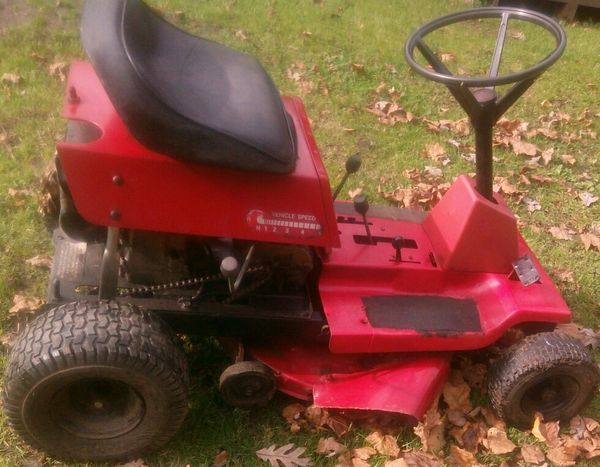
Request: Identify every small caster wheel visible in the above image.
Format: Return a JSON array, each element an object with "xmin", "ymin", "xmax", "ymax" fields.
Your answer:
[
  {"xmin": 219, "ymin": 361, "xmax": 276, "ymax": 408},
  {"xmin": 488, "ymin": 332, "xmax": 600, "ymax": 429}
]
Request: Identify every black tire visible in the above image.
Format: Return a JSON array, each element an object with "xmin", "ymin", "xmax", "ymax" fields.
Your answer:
[
  {"xmin": 488, "ymin": 332, "xmax": 600, "ymax": 429},
  {"xmin": 219, "ymin": 361, "xmax": 276, "ymax": 408},
  {"xmin": 3, "ymin": 301, "xmax": 189, "ymax": 462}
]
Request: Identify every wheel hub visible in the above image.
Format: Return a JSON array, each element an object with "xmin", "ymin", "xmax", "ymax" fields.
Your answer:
[{"xmin": 50, "ymin": 378, "xmax": 146, "ymax": 440}]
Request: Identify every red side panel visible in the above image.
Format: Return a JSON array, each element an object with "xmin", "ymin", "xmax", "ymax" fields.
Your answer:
[
  {"xmin": 249, "ymin": 340, "xmax": 450, "ymax": 419},
  {"xmin": 423, "ymin": 175, "xmax": 518, "ymax": 273},
  {"xmin": 319, "ymin": 200, "xmax": 571, "ymax": 354},
  {"xmin": 57, "ymin": 62, "xmax": 339, "ymax": 248}
]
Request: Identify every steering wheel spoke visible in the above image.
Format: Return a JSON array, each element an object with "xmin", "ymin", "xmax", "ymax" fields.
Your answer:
[
  {"xmin": 415, "ymin": 39, "xmax": 454, "ymax": 76},
  {"xmin": 488, "ymin": 12, "xmax": 511, "ymax": 82}
]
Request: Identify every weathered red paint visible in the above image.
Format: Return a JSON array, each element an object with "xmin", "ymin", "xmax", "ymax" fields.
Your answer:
[
  {"xmin": 56, "ymin": 61, "xmax": 573, "ymax": 418},
  {"xmin": 248, "ymin": 341, "xmax": 451, "ymax": 420},
  {"xmin": 58, "ymin": 62, "xmax": 340, "ymax": 248}
]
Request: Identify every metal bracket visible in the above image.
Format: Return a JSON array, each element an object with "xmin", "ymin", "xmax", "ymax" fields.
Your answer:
[
  {"xmin": 511, "ymin": 255, "xmax": 540, "ymax": 286},
  {"xmin": 99, "ymin": 226, "xmax": 120, "ymax": 299}
]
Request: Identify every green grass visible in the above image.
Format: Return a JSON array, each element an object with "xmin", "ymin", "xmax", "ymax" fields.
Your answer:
[{"xmin": 0, "ymin": 0, "xmax": 599, "ymax": 465}]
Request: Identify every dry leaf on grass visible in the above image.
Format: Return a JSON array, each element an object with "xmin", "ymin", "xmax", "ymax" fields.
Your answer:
[
  {"xmin": 9, "ymin": 295, "xmax": 44, "ymax": 315},
  {"xmin": 560, "ymin": 154, "xmax": 576, "ymax": 165},
  {"xmin": 316, "ymin": 437, "xmax": 346, "ymax": 457},
  {"xmin": 25, "ymin": 255, "xmax": 52, "ymax": 269},
  {"xmin": 531, "ymin": 415, "xmax": 560, "ymax": 448},
  {"xmin": 414, "ymin": 402, "xmax": 445, "ymax": 455},
  {"xmin": 383, "ymin": 459, "xmax": 409, "ymax": 467},
  {"xmin": 351, "ymin": 63, "xmax": 366, "ymax": 74},
  {"xmin": 546, "ymin": 445, "xmax": 578, "ymax": 466},
  {"xmin": 1, "ymin": 72, "xmax": 22, "ymax": 84},
  {"xmin": 446, "ymin": 444, "xmax": 481, "ymax": 467},
  {"xmin": 48, "ymin": 61, "xmax": 68, "ymax": 82},
  {"xmin": 522, "ymin": 197, "xmax": 541, "ymax": 213},
  {"xmin": 422, "ymin": 143, "xmax": 448, "ymax": 164},
  {"xmin": 579, "ymin": 191, "xmax": 599, "ymax": 207},
  {"xmin": 256, "ymin": 444, "xmax": 313, "ymax": 467},
  {"xmin": 438, "ymin": 52, "xmax": 456, "ymax": 62},
  {"xmin": 352, "ymin": 446, "xmax": 376, "ymax": 460},
  {"xmin": 580, "ymin": 232, "xmax": 600, "ymax": 251},
  {"xmin": 536, "ymin": 127, "xmax": 559, "ymax": 139},
  {"xmin": 213, "ymin": 449, "xmax": 228, "ymax": 467},
  {"xmin": 234, "ymin": 29, "xmax": 248, "ymax": 40},
  {"xmin": 511, "ymin": 140, "xmax": 538, "ymax": 156},
  {"xmin": 549, "ymin": 225, "xmax": 575, "ymax": 241},
  {"xmin": 402, "ymin": 450, "xmax": 444, "ymax": 467},
  {"xmin": 521, "ymin": 444, "xmax": 545, "ymax": 464},
  {"xmin": 541, "ymin": 147, "xmax": 554, "ymax": 165},
  {"xmin": 366, "ymin": 101, "xmax": 414, "ymax": 125},
  {"xmin": 484, "ymin": 427, "xmax": 516, "ymax": 454},
  {"xmin": 442, "ymin": 373, "xmax": 472, "ymax": 413},
  {"xmin": 365, "ymin": 431, "xmax": 400, "ymax": 457}
]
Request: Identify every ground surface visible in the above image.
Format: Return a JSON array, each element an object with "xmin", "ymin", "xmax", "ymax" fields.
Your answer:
[{"xmin": 0, "ymin": 0, "xmax": 599, "ymax": 466}]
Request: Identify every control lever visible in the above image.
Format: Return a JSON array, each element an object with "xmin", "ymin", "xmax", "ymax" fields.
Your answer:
[
  {"xmin": 353, "ymin": 194, "xmax": 373, "ymax": 244},
  {"xmin": 333, "ymin": 154, "xmax": 362, "ymax": 200},
  {"xmin": 220, "ymin": 256, "xmax": 239, "ymax": 293}
]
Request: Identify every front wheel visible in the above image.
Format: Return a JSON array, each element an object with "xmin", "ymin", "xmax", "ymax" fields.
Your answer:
[
  {"xmin": 3, "ymin": 301, "xmax": 189, "ymax": 462},
  {"xmin": 488, "ymin": 332, "xmax": 600, "ymax": 429}
]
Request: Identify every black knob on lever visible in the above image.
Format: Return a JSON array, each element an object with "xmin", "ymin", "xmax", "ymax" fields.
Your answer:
[
  {"xmin": 353, "ymin": 194, "xmax": 373, "ymax": 244},
  {"xmin": 333, "ymin": 154, "xmax": 362, "ymax": 201},
  {"xmin": 392, "ymin": 236, "xmax": 403, "ymax": 262}
]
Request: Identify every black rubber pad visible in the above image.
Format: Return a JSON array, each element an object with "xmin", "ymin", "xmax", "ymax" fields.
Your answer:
[{"xmin": 363, "ymin": 295, "xmax": 481, "ymax": 334}]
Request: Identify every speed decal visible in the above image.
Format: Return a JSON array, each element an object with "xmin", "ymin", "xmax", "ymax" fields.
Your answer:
[{"xmin": 246, "ymin": 209, "xmax": 322, "ymax": 238}]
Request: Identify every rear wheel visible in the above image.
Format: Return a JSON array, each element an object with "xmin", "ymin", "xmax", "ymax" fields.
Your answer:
[
  {"xmin": 3, "ymin": 301, "xmax": 189, "ymax": 462},
  {"xmin": 488, "ymin": 332, "xmax": 600, "ymax": 429}
]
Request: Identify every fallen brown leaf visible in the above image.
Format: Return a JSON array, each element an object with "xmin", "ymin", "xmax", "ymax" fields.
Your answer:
[
  {"xmin": 447, "ymin": 444, "xmax": 480, "ymax": 467},
  {"xmin": 235, "ymin": 29, "xmax": 248, "ymax": 40},
  {"xmin": 213, "ymin": 449, "xmax": 228, "ymax": 467},
  {"xmin": 439, "ymin": 52, "xmax": 456, "ymax": 62},
  {"xmin": 9, "ymin": 295, "xmax": 44, "ymax": 315},
  {"xmin": 256, "ymin": 443, "xmax": 313, "ymax": 467},
  {"xmin": 25, "ymin": 254, "xmax": 53, "ymax": 270},
  {"xmin": 414, "ymin": 402, "xmax": 445, "ymax": 455},
  {"xmin": 511, "ymin": 140, "xmax": 538, "ymax": 156},
  {"xmin": 579, "ymin": 191, "xmax": 599, "ymax": 207},
  {"xmin": 580, "ymin": 232, "xmax": 600, "ymax": 251},
  {"xmin": 1, "ymin": 72, "xmax": 22, "ymax": 84},
  {"xmin": 402, "ymin": 450, "xmax": 444, "ymax": 467},
  {"xmin": 560, "ymin": 154, "xmax": 576, "ymax": 165},
  {"xmin": 365, "ymin": 431, "xmax": 400, "ymax": 457},
  {"xmin": 547, "ymin": 445, "xmax": 578, "ymax": 467},
  {"xmin": 316, "ymin": 437, "xmax": 346, "ymax": 457},
  {"xmin": 521, "ymin": 444, "xmax": 545, "ymax": 465},
  {"xmin": 442, "ymin": 374, "xmax": 472, "ymax": 413},
  {"xmin": 48, "ymin": 61, "xmax": 68, "ymax": 82},
  {"xmin": 352, "ymin": 446, "xmax": 376, "ymax": 460},
  {"xmin": 549, "ymin": 225, "xmax": 575, "ymax": 241},
  {"xmin": 484, "ymin": 427, "xmax": 516, "ymax": 454},
  {"xmin": 541, "ymin": 147, "xmax": 554, "ymax": 165}
]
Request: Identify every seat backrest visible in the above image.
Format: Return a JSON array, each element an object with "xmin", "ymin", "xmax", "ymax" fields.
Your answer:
[{"xmin": 80, "ymin": 0, "xmax": 297, "ymax": 173}]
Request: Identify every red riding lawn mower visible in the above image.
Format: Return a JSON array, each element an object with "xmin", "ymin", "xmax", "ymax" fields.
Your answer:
[{"xmin": 3, "ymin": 0, "xmax": 600, "ymax": 462}]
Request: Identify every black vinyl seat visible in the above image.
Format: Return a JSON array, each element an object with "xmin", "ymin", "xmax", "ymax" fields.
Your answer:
[{"xmin": 81, "ymin": 0, "xmax": 297, "ymax": 173}]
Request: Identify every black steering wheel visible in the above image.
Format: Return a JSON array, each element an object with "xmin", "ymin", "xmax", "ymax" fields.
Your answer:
[{"xmin": 404, "ymin": 7, "xmax": 566, "ymax": 88}]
